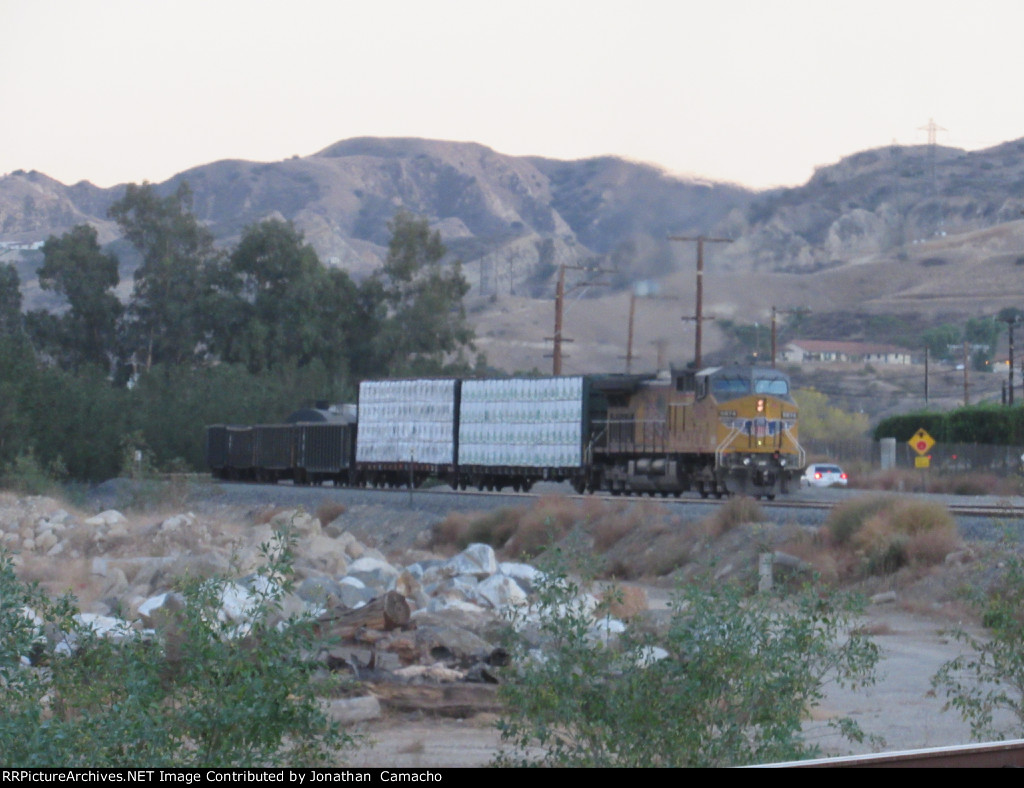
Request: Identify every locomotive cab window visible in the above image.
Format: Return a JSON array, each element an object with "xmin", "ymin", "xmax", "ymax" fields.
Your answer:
[
  {"xmin": 711, "ymin": 378, "xmax": 751, "ymax": 399},
  {"xmin": 754, "ymin": 378, "xmax": 789, "ymax": 396}
]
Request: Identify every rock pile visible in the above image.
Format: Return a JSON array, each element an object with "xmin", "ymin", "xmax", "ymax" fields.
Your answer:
[{"xmin": 1, "ymin": 494, "xmax": 639, "ymax": 723}]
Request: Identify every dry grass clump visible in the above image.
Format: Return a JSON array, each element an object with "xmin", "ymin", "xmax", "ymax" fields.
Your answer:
[
  {"xmin": 823, "ymin": 495, "xmax": 961, "ymax": 577},
  {"xmin": 251, "ymin": 505, "xmax": 287, "ymax": 526},
  {"xmin": 856, "ymin": 469, "xmax": 924, "ymax": 493},
  {"xmin": 703, "ymin": 496, "xmax": 764, "ymax": 538},
  {"xmin": 591, "ymin": 500, "xmax": 665, "ymax": 552},
  {"xmin": 430, "ymin": 508, "xmax": 518, "ymax": 552},
  {"xmin": 430, "ymin": 497, "xmax": 579, "ymax": 557},
  {"xmin": 428, "ymin": 495, "xmax": 693, "ymax": 577},
  {"xmin": 316, "ymin": 501, "xmax": 347, "ymax": 528},
  {"xmin": 856, "ymin": 468, "xmax": 1023, "ymax": 497},
  {"xmin": 773, "ymin": 532, "xmax": 843, "ymax": 587},
  {"xmin": 501, "ymin": 495, "xmax": 579, "ymax": 559},
  {"xmin": 854, "ymin": 499, "xmax": 960, "ymax": 575},
  {"xmin": 823, "ymin": 496, "xmax": 896, "ymax": 545},
  {"xmin": 928, "ymin": 473, "xmax": 1016, "ymax": 497}
]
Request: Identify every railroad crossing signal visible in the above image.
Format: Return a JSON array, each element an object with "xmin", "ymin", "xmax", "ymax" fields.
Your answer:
[{"xmin": 909, "ymin": 428, "xmax": 935, "ymax": 456}]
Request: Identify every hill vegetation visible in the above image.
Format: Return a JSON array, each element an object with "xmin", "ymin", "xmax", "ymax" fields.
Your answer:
[{"xmin": 0, "ymin": 189, "xmax": 478, "ymax": 483}]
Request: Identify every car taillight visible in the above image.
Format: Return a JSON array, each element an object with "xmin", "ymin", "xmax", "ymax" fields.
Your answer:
[
  {"xmin": 814, "ymin": 472, "xmax": 822, "ymax": 479},
  {"xmin": 840, "ymin": 473, "xmax": 847, "ymax": 480}
]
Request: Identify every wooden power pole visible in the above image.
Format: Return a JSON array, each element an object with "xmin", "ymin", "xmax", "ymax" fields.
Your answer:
[
  {"xmin": 546, "ymin": 263, "xmax": 609, "ymax": 375},
  {"xmin": 669, "ymin": 235, "xmax": 731, "ymax": 369}
]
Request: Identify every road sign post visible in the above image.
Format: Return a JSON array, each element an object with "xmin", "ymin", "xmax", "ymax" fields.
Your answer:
[{"xmin": 908, "ymin": 429, "xmax": 935, "ymax": 491}]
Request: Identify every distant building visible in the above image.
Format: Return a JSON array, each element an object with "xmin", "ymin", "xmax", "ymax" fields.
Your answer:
[{"xmin": 782, "ymin": 340, "xmax": 914, "ymax": 365}]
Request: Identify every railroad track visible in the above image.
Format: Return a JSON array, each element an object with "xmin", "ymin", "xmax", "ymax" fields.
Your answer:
[
  {"xmin": 399, "ymin": 484, "xmax": 1024, "ymax": 519},
  {"xmin": 209, "ymin": 478, "xmax": 1024, "ymax": 524}
]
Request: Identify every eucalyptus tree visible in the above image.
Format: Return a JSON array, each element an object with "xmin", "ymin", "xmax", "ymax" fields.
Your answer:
[
  {"xmin": 369, "ymin": 210, "xmax": 474, "ymax": 376},
  {"xmin": 26, "ymin": 224, "xmax": 122, "ymax": 372},
  {"xmin": 108, "ymin": 182, "xmax": 221, "ymax": 368}
]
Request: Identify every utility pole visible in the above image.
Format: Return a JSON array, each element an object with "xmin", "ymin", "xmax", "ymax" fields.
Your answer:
[
  {"xmin": 549, "ymin": 265, "xmax": 571, "ymax": 375},
  {"xmin": 1000, "ymin": 315, "xmax": 1020, "ymax": 406},
  {"xmin": 546, "ymin": 263, "xmax": 610, "ymax": 375},
  {"xmin": 669, "ymin": 235, "xmax": 732, "ymax": 369},
  {"xmin": 624, "ymin": 291, "xmax": 636, "ymax": 373},
  {"xmin": 621, "ymin": 285, "xmax": 677, "ymax": 373},
  {"xmin": 963, "ymin": 341, "xmax": 970, "ymax": 406},
  {"xmin": 924, "ymin": 346, "xmax": 929, "ymax": 403}
]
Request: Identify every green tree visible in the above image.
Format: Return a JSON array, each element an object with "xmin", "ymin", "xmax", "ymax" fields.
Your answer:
[
  {"xmin": 965, "ymin": 316, "xmax": 999, "ymax": 370},
  {"xmin": 0, "ymin": 263, "xmax": 22, "ymax": 337},
  {"xmin": 370, "ymin": 210, "xmax": 474, "ymax": 376},
  {"xmin": 214, "ymin": 219, "xmax": 358, "ymax": 379},
  {"xmin": 109, "ymin": 182, "xmax": 220, "ymax": 368},
  {"xmin": 19, "ymin": 363, "xmax": 127, "ymax": 482},
  {"xmin": 496, "ymin": 568, "xmax": 879, "ymax": 767},
  {"xmin": 0, "ymin": 334, "xmax": 37, "ymax": 468},
  {"xmin": 126, "ymin": 361, "xmax": 347, "ymax": 472},
  {"xmin": 26, "ymin": 224, "xmax": 122, "ymax": 372},
  {"xmin": 0, "ymin": 530, "xmax": 350, "ymax": 766},
  {"xmin": 794, "ymin": 388, "xmax": 870, "ymax": 441},
  {"xmin": 922, "ymin": 323, "xmax": 962, "ymax": 363}
]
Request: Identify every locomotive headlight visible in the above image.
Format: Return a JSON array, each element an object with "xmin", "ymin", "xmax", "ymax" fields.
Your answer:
[{"xmin": 756, "ymin": 398, "xmax": 765, "ymax": 413}]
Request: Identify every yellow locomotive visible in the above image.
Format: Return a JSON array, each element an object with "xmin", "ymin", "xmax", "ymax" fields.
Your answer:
[{"xmin": 586, "ymin": 365, "xmax": 804, "ymax": 499}]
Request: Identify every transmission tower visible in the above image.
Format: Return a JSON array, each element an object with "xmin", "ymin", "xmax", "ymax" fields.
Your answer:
[{"xmin": 918, "ymin": 118, "xmax": 947, "ymax": 195}]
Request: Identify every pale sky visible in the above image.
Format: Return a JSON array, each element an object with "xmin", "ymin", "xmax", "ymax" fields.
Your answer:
[{"xmin": 4, "ymin": 0, "xmax": 1024, "ymax": 191}]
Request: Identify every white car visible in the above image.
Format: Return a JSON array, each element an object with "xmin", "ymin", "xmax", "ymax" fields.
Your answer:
[{"xmin": 802, "ymin": 463, "xmax": 848, "ymax": 488}]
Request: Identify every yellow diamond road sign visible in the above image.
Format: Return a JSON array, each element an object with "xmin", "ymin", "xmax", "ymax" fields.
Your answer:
[{"xmin": 909, "ymin": 428, "xmax": 935, "ymax": 456}]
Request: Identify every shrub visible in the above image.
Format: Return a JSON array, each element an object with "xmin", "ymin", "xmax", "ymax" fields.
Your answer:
[
  {"xmin": 932, "ymin": 554, "xmax": 1024, "ymax": 741},
  {"xmin": 853, "ymin": 499, "xmax": 959, "ymax": 575},
  {"xmin": 495, "ymin": 565, "xmax": 880, "ymax": 767},
  {"xmin": 1, "ymin": 450, "xmax": 65, "ymax": 496},
  {"xmin": 0, "ymin": 530, "xmax": 351, "ymax": 767},
  {"xmin": 823, "ymin": 495, "xmax": 896, "ymax": 545}
]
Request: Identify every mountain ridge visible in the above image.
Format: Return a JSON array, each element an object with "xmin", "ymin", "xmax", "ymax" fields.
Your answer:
[{"xmin": 4, "ymin": 135, "xmax": 1024, "ymax": 379}]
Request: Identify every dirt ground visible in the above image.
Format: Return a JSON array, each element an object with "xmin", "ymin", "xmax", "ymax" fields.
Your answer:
[{"xmin": 339, "ymin": 600, "xmax": 1003, "ymax": 767}]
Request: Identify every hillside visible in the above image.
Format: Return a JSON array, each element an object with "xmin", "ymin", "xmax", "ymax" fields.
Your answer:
[{"xmin": 4, "ymin": 134, "xmax": 1024, "ymax": 415}]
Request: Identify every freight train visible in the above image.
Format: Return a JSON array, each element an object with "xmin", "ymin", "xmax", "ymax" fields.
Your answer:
[{"xmin": 205, "ymin": 365, "xmax": 805, "ymax": 499}]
